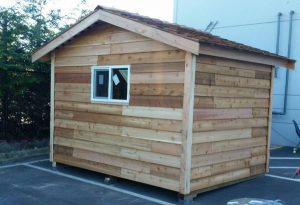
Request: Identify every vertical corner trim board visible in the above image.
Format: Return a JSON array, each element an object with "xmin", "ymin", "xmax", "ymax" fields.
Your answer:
[
  {"xmin": 266, "ymin": 67, "xmax": 274, "ymax": 172},
  {"xmin": 179, "ymin": 52, "xmax": 196, "ymax": 194},
  {"xmin": 50, "ymin": 51, "xmax": 55, "ymax": 162}
]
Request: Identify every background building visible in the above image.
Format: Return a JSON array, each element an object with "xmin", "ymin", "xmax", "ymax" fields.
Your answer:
[{"xmin": 174, "ymin": 0, "xmax": 300, "ymax": 147}]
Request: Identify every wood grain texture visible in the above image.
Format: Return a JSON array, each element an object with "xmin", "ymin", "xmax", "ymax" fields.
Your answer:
[
  {"xmin": 191, "ymin": 149, "xmax": 251, "ymax": 168},
  {"xmin": 266, "ymin": 68, "xmax": 274, "ymax": 172},
  {"xmin": 191, "ymin": 159, "xmax": 249, "ymax": 179},
  {"xmin": 179, "ymin": 53, "xmax": 196, "ymax": 194},
  {"xmin": 98, "ymin": 50, "xmax": 185, "ymax": 65},
  {"xmin": 195, "ymin": 72, "xmax": 270, "ymax": 89},
  {"xmin": 192, "ymin": 137, "xmax": 266, "ymax": 156},
  {"xmin": 55, "ymin": 110, "xmax": 182, "ymax": 132},
  {"xmin": 130, "ymin": 95, "xmax": 183, "ymax": 108},
  {"xmin": 55, "ymin": 101, "xmax": 183, "ymax": 120},
  {"xmin": 197, "ymin": 55, "xmax": 272, "ymax": 72},
  {"xmin": 55, "ymin": 137, "xmax": 181, "ymax": 168},
  {"xmin": 51, "ymin": 25, "xmax": 188, "ymax": 193},
  {"xmin": 194, "ymin": 97, "xmax": 269, "ymax": 109},
  {"xmin": 56, "ymin": 56, "xmax": 98, "ymax": 67},
  {"xmin": 131, "ymin": 62, "xmax": 184, "ymax": 73},
  {"xmin": 193, "ymin": 108, "xmax": 252, "ymax": 120},
  {"xmin": 195, "ymin": 85, "xmax": 270, "ymax": 98},
  {"xmin": 131, "ymin": 84, "xmax": 184, "ymax": 96},
  {"xmin": 191, "ymin": 168, "xmax": 250, "ymax": 191},
  {"xmin": 190, "ymin": 56, "xmax": 271, "ymax": 192},
  {"xmin": 193, "ymin": 128, "xmax": 252, "ymax": 144},
  {"xmin": 55, "ymin": 73, "xmax": 90, "ymax": 84},
  {"xmin": 51, "ymin": 23, "xmax": 273, "ymax": 194},
  {"xmin": 50, "ymin": 52, "xmax": 55, "ymax": 162},
  {"xmin": 193, "ymin": 118, "xmax": 268, "ymax": 132},
  {"xmin": 55, "ymin": 119, "xmax": 182, "ymax": 144},
  {"xmin": 131, "ymin": 72, "xmax": 184, "ymax": 84}
]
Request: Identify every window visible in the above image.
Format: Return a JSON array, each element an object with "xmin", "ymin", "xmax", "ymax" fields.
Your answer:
[{"xmin": 91, "ymin": 65, "xmax": 130, "ymax": 103}]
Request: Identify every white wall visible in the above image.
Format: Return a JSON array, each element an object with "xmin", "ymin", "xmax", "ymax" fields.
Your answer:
[{"xmin": 174, "ymin": 0, "xmax": 300, "ymax": 146}]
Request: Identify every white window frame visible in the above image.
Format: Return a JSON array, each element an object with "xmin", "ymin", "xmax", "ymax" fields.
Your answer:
[{"xmin": 91, "ymin": 65, "xmax": 130, "ymax": 103}]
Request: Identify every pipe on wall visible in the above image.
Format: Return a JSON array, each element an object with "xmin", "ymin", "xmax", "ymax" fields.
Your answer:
[
  {"xmin": 274, "ymin": 12, "xmax": 282, "ymax": 78},
  {"xmin": 273, "ymin": 10, "xmax": 295, "ymax": 115}
]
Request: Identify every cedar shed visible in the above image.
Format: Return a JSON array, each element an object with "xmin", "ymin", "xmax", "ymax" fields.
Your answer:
[{"xmin": 32, "ymin": 6, "xmax": 295, "ymax": 197}]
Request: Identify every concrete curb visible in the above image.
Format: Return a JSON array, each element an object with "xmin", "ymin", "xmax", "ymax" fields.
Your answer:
[{"xmin": 0, "ymin": 147, "xmax": 49, "ymax": 164}]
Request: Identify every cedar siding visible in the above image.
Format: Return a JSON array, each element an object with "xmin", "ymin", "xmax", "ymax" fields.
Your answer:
[
  {"xmin": 53, "ymin": 23, "xmax": 185, "ymax": 191},
  {"xmin": 30, "ymin": 6, "xmax": 295, "ymax": 196},
  {"xmin": 190, "ymin": 55, "xmax": 272, "ymax": 191}
]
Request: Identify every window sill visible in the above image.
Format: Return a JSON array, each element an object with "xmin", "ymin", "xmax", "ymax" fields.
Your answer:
[{"xmin": 90, "ymin": 100, "xmax": 129, "ymax": 106}]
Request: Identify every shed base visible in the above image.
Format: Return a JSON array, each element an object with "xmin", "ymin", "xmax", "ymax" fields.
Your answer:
[{"xmin": 187, "ymin": 174, "xmax": 263, "ymax": 201}]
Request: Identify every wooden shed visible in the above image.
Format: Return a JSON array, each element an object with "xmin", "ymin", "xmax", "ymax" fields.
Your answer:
[{"xmin": 32, "ymin": 6, "xmax": 295, "ymax": 197}]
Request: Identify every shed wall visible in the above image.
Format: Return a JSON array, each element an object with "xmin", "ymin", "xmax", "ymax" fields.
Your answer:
[
  {"xmin": 53, "ymin": 23, "xmax": 185, "ymax": 191},
  {"xmin": 190, "ymin": 55, "xmax": 272, "ymax": 192}
]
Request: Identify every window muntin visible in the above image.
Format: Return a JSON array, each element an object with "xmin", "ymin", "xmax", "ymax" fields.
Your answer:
[{"xmin": 91, "ymin": 65, "xmax": 130, "ymax": 103}]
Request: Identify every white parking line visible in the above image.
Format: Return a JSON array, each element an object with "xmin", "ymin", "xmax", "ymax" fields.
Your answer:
[
  {"xmin": 269, "ymin": 167, "xmax": 298, "ymax": 169},
  {"xmin": 266, "ymin": 174, "xmax": 300, "ymax": 182},
  {"xmin": 270, "ymin": 157, "xmax": 300, "ymax": 160},
  {"xmin": 24, "ymin": 163, "xmax": 176, "ymax": 205},
  {"xmin": 0, "ymin": 159, "xmax": 48, "ymax": 169}
]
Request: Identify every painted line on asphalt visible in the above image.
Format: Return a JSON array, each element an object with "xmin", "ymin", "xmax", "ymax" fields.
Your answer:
[
  {"xmin": 0, "ymin": 159, "xmax": 48, "ymax": 169},
  {"xmin": 0, "ymin": 162, "xmax": 24, "ymax": 169},
  {"xmin": 266, "ymin": 174, "xmax": 300, "ymax": 182},
  {"xmin": 270, "ymin": 157, "xmax": 300, "ymax": 160},
  {"xmin": 269, "ymin": 166, "xmax": 298, "ymax": 169},
  {"xmin": 24, "ymin": 163, "xmax": 176, "ymax": 205}
]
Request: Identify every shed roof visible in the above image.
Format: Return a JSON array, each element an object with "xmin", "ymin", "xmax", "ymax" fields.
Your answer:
[{"xmin": 32, "ymin": 5, "xmax": 295, "ymax": 69}]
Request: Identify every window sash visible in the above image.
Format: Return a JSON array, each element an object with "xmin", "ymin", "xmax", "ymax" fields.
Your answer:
[{"xmin": 91, "ymin": 65, "xmax": 130, "ymax": 103}]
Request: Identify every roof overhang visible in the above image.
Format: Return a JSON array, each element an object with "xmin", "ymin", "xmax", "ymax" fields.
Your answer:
[
  {"xmin": 32, "ymin": 7, "xmax": 295, "ymax": 70},
  {"xmin": 198, "ymin": 44, "xmax": 295, "ymax": 69},
  {"xmin": 32, "ymin": 9, "xmax": 199, "ymax": 62}
]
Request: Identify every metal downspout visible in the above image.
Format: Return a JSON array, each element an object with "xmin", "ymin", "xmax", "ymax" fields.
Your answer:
[
  {"xmin": 273, "ymin": 10, "xmax": 294, "ymax": 115},
  {"xmin": 274, "ymin": 12, "xmax": 282, "ymax": 77}
]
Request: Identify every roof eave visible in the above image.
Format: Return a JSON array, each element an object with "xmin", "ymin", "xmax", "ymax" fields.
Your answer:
[{"xmin": 198, "ymin": 43, "xmax": 295, "ymax": 69}]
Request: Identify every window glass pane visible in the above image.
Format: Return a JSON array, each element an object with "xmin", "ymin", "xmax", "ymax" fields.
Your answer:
[
  {"xmin": 111, "ymin": 68, "xmax": 128, "ymax": 100},
  {"xmin": 94, "ymin": 70, "xmax": 109, "ymax": 98}
]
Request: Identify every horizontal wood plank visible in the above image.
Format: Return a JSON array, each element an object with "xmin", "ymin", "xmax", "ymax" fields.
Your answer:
[
  {"xmin": 98, "ymin": 50, "xmax": 185, "ymax": 65},
  {"xmin": 131, "ymin": 72, "xmax": 184, "ymax": 84},
  {"xmin": 195, "ymin": 72, "xmax": 270, "ymax": 89},
  {"xmin": 193, "ymin": 118, "xmax": 268, "ymax": 132},
  {"xmin": 192, "ymin": 149, "xmax": 251, "ymax": 168},
  {"xmin": 56, "ymin": 44, "xmax": 110, "ymax": 57},
  {"xmin": 131, "ymin": 84, "xmax": 184, "ymax": 96},
  {"xmin": 55, "ymin": 119, "xmax": 182, "ymax": 143},
  {"xmin": 56, "ymin": 74, "xmax": 90, "ymax": 84},
  {"xmin": 111, "ymin": 40, "xmax": 177, "ymax": 54},
  {"xmin": 191, "ymin": 168, "xmax": 250, "ymax": 191},
  {"xmin": 55, "ymin": 83, "xmax": 90, "ymax": 93},
  {"xmin": 54, "ymin": 137, "xmax": 180, "ymax": 168},
  {"xmin": 55, "ymin": 101, "xmax": 183, "ymax": 120},
  {"xmin": 73, "ymin": 148, "xmax": 180, "ymax": 180},
  {"xmin": 193, "ymin": 128, "xmax": 252, "ymax": 144},
  {"xmin": 131, "ymin": 62, "xmax": 184, "ymax": 73},
  {"xmin": 193, "ymin": 108, "xmax": 252, "ymax": 120},
  {"xmin": 191, "ymin": 159, "xmax": 249, "ymax": 180},
  {"xmin": 192, "ymin": 137, "xmax": 266, "ymax": 156},
  {"xmin": 55, "ymin": 92, "xmax": 90, "ymax": 102},
  {"xmin": 195, "ymin": 85, "xmax": 270, "ymax": 98},
  {"xmin": 56, "ymin": 56, "xmax": 98, "ymax": 67},
  {"xmin": 55, "ymin": 110, "xmax": 182, "ymax": 132},
  {"xmin": 130, "ymin": 95, "xmax": 183, "ymax": 108},
  {"xmin": 198, "ymin": 55, "xmax": 272, "ymax": 72}
]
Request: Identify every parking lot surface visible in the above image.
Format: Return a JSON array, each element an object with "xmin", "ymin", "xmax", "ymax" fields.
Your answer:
[{"xmin": 0, "ymin": 147, "xmax": 299, "ymax": 205}]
